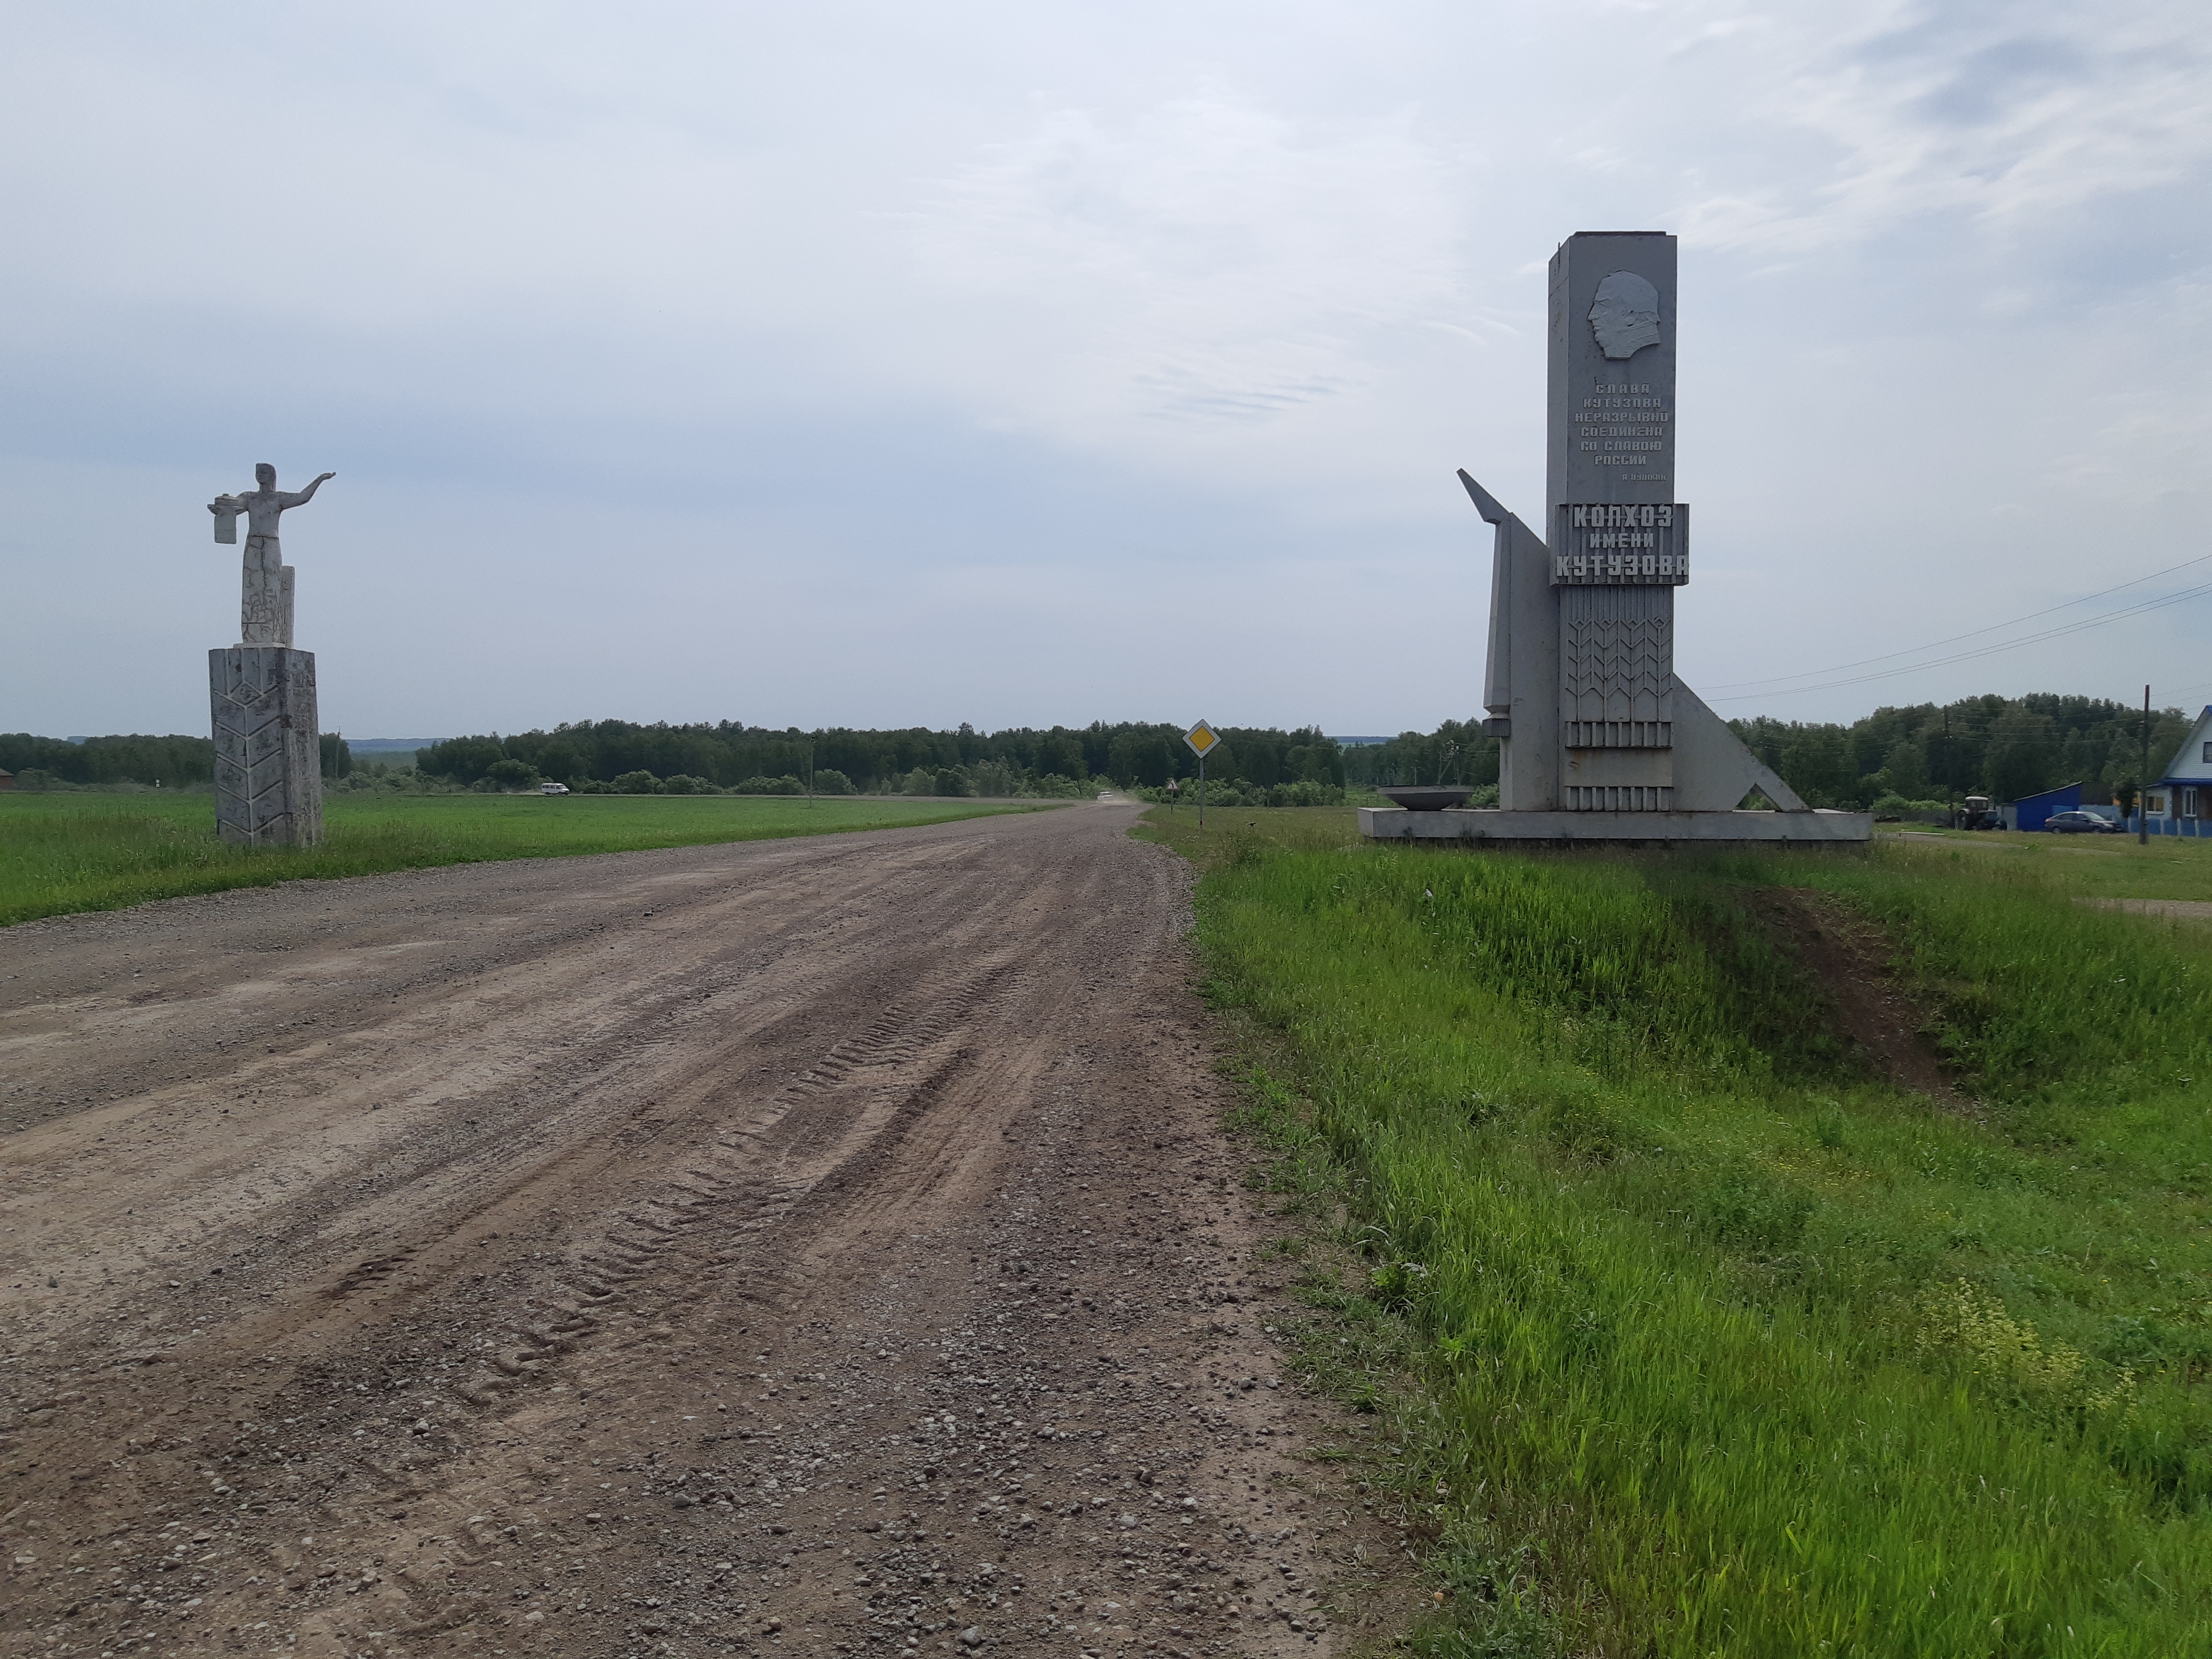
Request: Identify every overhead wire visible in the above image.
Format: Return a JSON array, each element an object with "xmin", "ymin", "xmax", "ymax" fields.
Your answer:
[
  {"xmin": 1701, "ymin": 548, "xmax": 2212, "ymax": 697},
  {"xmin": 1704, "ymin": 578, "xmax": 2212, "ymax": 703}
]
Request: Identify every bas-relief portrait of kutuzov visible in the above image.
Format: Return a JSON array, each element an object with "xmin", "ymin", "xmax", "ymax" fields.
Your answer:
[{"xmin": 1588, "ymin": 270, "xmax": 1661, "ymax": 360}]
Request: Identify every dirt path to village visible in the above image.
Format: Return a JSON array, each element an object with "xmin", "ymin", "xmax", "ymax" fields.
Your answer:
[{"xmin": 0, "ymin": 804, "xmax": 1406, "ymax": 1659}]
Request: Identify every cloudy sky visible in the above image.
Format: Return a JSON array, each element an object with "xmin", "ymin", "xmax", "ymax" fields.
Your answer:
[{"xmin": 5, "ymin": 0, "xmax": 2209, "ymax": 739}]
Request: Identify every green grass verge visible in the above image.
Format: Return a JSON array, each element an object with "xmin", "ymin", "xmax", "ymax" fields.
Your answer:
[
  {"xmin": 1884, "ymin": 826, "xmax": 2212, "ymax": 903},
  {"xmin": 1140, "ymin": 807, "xmax": 2212, "ymax": 1656},
  {"xmin": 0, "ymin": 792, "xmax": 1051, "ymax": 926}
]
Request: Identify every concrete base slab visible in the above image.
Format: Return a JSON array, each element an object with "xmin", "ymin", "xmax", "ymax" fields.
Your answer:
[{"xmin": 1359, "ymin": 806, "xmax": 1872, "ymax": 845}]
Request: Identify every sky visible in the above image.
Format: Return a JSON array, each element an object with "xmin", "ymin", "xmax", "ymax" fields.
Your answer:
[{"xmin": 4, "ymin": 0, "xmax": 2209, "ymax": 740}]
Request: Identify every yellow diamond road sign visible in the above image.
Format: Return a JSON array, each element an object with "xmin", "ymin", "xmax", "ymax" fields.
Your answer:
[{"xmin": 1184, "ymin": 720, "xmax": 1220, "ymax": 758}]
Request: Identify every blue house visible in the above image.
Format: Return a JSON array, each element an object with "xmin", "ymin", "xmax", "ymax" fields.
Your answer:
[{"xmin": 2132, "ymin": 706, "xmax": 2212, "ymax": 838}]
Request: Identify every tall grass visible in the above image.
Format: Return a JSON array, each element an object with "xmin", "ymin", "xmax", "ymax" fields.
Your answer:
[
  {"xmin": 1165, "ymin": 820, "xmax": 2212, "ymax": 1655},
  {"xmin": 0, "ymin": 793, "xmax": 1046, "ymax": 926}
]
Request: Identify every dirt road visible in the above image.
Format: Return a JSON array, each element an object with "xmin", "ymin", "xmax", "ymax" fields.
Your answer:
[{"xmin": 1, "ymin": 804, "xmax": 1398, "ymax": 1659}]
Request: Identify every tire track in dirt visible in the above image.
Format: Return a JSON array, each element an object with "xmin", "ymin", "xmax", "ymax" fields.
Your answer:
[{"xmin": 1, "ymin": 804, "xmax": 1407, "ymax": 1658}]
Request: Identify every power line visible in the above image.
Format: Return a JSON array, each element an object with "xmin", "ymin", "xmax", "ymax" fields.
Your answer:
[
  {"xmin": 1705, "ymin": 579, "xmax": 2212, "ymax": 704},
  {"xmin": 1701, "ymin": 548, "xmax": 2212, "ymax": 697}
]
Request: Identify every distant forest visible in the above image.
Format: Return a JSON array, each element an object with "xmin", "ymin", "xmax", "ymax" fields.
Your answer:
[
  {"xmin": 415, "ymin": 721, "xmax": 1347, "ymax": 799},
  {"xmin": 0, "ymin": 732, "xmax": 352, "ymax": 789},
  {"xmin": 3, "ymin": 691, "xmax": 2196, "ymax": 809},
  {"xmin": 1732, "ymin": 693, "xmax": 2192, "ymax": 810}
]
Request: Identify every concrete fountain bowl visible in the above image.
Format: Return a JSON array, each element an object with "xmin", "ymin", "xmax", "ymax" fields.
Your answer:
[{"xmin": 1376, "ymin": 786, "xmax": 1476, "ymax": 812}]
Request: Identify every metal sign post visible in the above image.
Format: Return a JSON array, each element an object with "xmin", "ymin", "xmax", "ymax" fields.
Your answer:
[{"xmin": 1183, "ymin": 721, "xmax": 1221, "ymax": 829}]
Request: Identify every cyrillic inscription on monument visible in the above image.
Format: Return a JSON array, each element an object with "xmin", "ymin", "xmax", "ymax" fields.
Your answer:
[
  {"xmin": 1576, "ymin": 379, "xmax": 1673, "ymax": 475},
  {"xmin": 1552, "ymin": 502, "xmax": 1690, "ymax": 585}
]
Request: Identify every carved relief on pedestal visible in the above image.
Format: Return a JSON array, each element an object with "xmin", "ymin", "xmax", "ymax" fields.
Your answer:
[{"xmin": 1560, "ymin": 584, "xmax": 1675, "ymax": 733}]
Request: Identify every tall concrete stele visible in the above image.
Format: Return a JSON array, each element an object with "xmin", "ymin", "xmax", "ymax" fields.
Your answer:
[
  {"xmin": 1362, "ymin": 231, "xmax": 1870, "ymax": 846},
  {"xmin": 205, "ymin": 464, "xmax": 336, "ymax": 847}
]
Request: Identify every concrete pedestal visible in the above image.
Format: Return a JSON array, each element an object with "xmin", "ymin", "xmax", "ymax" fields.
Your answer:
[
  {"xmin": 1359, "ymin": 806, "xmax": 1872, "ymax": 847},
  {"xmin": 210, "ymin": 646, "xmax": 323, "ymax": 846}
]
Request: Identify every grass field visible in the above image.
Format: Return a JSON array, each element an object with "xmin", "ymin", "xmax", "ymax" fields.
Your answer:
[
  {"xmin": 0, "ymin": 791, "xmax": 1049, "ymax": 926},
  {"xmin": 1141, "ymin": 809, "xmax": 2212, "ymax": 1656},
  {"xmin": 1889, "ymin": 826, "xmax": 2212, "ymax": 903}
]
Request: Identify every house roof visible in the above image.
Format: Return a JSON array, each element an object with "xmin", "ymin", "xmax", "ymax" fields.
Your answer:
[{"xmin": 2154, "ymin": 706, "xmax": 2212, "ymax": 787}]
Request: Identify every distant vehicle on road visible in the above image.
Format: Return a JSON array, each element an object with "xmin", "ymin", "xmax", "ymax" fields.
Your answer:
[
  {"xmin": 2045, "ymin": 809, "xmax": 2120, "ymax": 833},
  {"xmin": 539, "ymin": 782, "xmax": 571, "ymax": 795}
]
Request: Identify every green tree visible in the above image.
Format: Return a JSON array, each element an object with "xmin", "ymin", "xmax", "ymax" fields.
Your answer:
[
  {"xmin": 420, "ymin": 735, "xmax": 506, "ymax": 784},
  {"xmin": 1876, "ymin": 739, "xmax": 1926, "ymax": 799},
  {"xmin": 1985, "ymin": 708, "xmax": 2058, "ymax": 801}
]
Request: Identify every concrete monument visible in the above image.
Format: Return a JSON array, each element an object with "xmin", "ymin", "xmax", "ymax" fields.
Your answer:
[
  {"xmin": 1363, "ymin": 231, "xmax": 1869, "ymax": 846},
  {"xmin": 205, "ymin": 464, "xmax": 335, "ymax": 846}
]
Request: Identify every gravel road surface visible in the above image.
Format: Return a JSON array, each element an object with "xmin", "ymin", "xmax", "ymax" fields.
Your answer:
[{"xmin": 1, "ymin": 803, "xmax": 1400, "ymax": 1659}]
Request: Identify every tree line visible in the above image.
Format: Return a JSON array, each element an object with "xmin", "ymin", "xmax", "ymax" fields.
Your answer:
[
  {"xmin": 413, "ymin": 719, "xmax": 1349, "ymax": 796},
  {"xmin": 6, "ymin": 691, "xmax": 2197, "ymax": 808},
  {"xmin": 0, "ymin": 732, "xmax": 219, "ymax": 789},
  {"xmin": 0, "ymin": 733, "xmax": 357, "ymax": 788},
  {"xmin": 1731, "ymin": 693, "xmax": 2194, "ymax": 811}
]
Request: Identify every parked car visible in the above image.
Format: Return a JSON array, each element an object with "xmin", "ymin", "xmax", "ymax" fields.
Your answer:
[{"xmin": 2045, "ymin": 809, "xmax": 2119, "ymax": 833}]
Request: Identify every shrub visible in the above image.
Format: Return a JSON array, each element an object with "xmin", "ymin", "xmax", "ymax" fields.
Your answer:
[
  {"xmin": 1870, "ymin": 793, "xmax": 1951, "ymax": 823},
  {"xmin": 660, "ymin": 774, "xmax": 718, "ymax": 795},
  {"xmin": 733, "ymin": 775, "xmax": 803, "ymax": 795},
  {"xmin": 484, "ymin": 757, "xmax": 540, "ymax": 791},
  {"xmin": 611, "ymin": 770, "xmax": 661, "ymax": 793},
  {"xmin": 809, "ymin": 768, "xmax": 856, "ymax": 795}
]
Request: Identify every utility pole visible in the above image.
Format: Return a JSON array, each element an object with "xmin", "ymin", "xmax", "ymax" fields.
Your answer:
[
  {"xmin": 1943, "ymin": 708, "xmax": 1955, "ymax": 829},
  {"xmin": 2140, "ymin": 685, "xmax": 2152, "ymax": 844}
]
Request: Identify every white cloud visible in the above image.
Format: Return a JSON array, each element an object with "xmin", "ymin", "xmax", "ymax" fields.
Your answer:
[
  {"xmin": 1, "ymin": 0, "xmax": 2208, "ymax": 735},
  {"xmin": 902, "ymin": 95, "xmax": 1474, "ymax": 454},
  {"xmin": 1673, "ymin": 0, "xmax": 2212, "ymax": 253}
]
